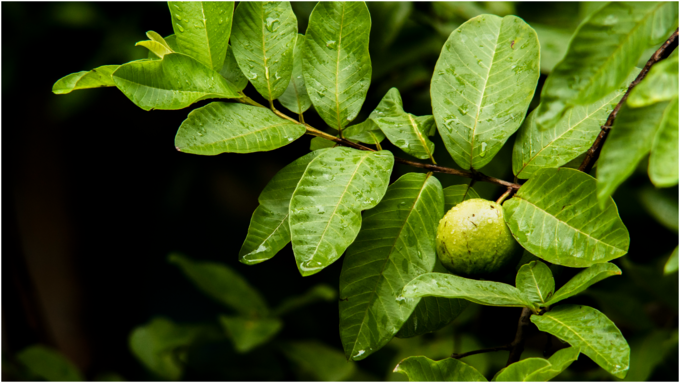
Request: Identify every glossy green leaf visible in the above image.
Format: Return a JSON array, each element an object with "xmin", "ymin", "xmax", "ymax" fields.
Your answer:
[
  {"xmin": 112, "ymin": 53, "xmax": 240, "ymax": 111},
  {"xmin": 639, "ymin": 186, "xmax": 679, "ymax": 231},
  {"xmin": 289, "ymin": 147, "xmax": 394, "ymax": 276},
  {"xmin": 280, "ymin": 340, "xmax": 356, "ymax": 381},
  {"xmin": 534, "ymin": 2, "xmax": 678, "ymax": 128},
  {"xmin": 443, "ymin": 184, "xmax": 480, "ymax": 211},
  {"xmin": 231, "ymin": 1, "xmax": 297, "ymax": 101},
  {"xmin": 597, "ymin": 99, "xmax": 677, "ymax": 203},
  {"xmin": 169, "ymin": 1, "xmax": 234, "ymax": 71},
  {"xmin": 649, "ymin": 100, "xmax": 679, "ymax": 187},
  {"xmin": 219, "ymin": 315, "xmax": 282, "ymax": 353},
  {"xmin": 273, "ymin": 284, "xmax": 337, "ymax": 316},
  {"xmin": 239, "ymin": 151, "xmax": 324, "ymax": 265},
  {"xmin": 175, "ymin": 102, "xmax": 305, "ymax": 155},
  {"xmin": 547, "ymin": 262, "xmax": 621, "ymax": 306},
  {"xmin": 664, "ymin": 247, "xmax": 679, "ymax": 275},
  {"xmin": 516, "ymin": 260, "xmax": 554, "ymax": 305},
  {"xmin": 279, "ymin": 34, "xmax": 312, "ymax": 114},
  {"xmin": 343, "ymin": 119, "xmax": 386, "ymax": 145},
  {"xmin": 402, "ymin": 272, "xmax": 532, "ymax": 308},
  {"xmin": 431, "ymin": 14, "xmax": 540, "ymax": 170},
  {"xmin": 52, "ymin": 65, "xmax": 118, "ymax": 94},
  {"xmin": 531, "ymin": 305, "xmax": 630, "ymax": 378},
  {"xmin": 338, "ymin": 173, "xmax": 444, "ymax": 361},
  {"xmin": 504, "ymin": 168, "xmax": 630, "ymax": 267},
  {"xmin": 168, "ymin": 253, "xmax": 269, "ymax": 317},
  {"xmin": 309, "ymin": 136, "xmax": 336, "ymax": 151},
  {"xmin": 393, "ymin": 356, "xmax": 488, "ymax": 382},
  {"xmin": 220, "ymin": 45, "xmax": 248, "ymax": 91},
  {"xmin": 628, "ymin": 53, "xmax": 679, "ymax": 107},
  {"xmin": 303, "ymin": 1, "xmax": 372, "ymax": 131},
  {"xmin": 17, "ymin": 345, "xmax": 83, "ymax": 381},
  {"xmin": 494, "ymin": 347, "xmax": 580, "ymax": 381}
]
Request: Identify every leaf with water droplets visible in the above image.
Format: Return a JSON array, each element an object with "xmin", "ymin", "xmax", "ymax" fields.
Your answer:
[
  {"xmin": 219, "ymin": 45, "xmax": 248, "ymax": 91},
  {"xmin": 431, "ymin": 14, "xmax": 540, "ymax": 170},
  {"xmin": 393, "ymin": 355, "xmax": 488, "ymax": 381},
  {"xmin": 52, "ymin": 64, "xmax": 119, "ymax": 94},
  {"xmin": 278, "ymin": 34, "xmax": 313, "ymax": 114},
  {"xmin": 515, "ymin": 260, "xmax": 554, "ymax": 305},
  {"xmin": 546, "ymin": 262, "xmax": 621, "ymax": 306}
]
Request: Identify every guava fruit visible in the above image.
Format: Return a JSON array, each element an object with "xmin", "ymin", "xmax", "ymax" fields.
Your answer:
[{"xmin": 436, "ymin": 198, "xmax": 522, "ymax": 278}]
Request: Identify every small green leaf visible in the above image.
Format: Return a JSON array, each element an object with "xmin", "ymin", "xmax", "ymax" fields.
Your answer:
[
  {"xmin": 309, "ymin": 136, "xmax": 336, "ymax": 151},
  {"xmin": 175, "ymin": 102, "xmax": 305, "ymax": 155},
  {"xmin": 52, "ymin": 65, "xmax": 118, "ymax": 94},
  {"xmin": 431, "ymin": 14, "xmax": 540, "ymax": 170},
  {"xmin": 273, "ymin": 284, "xmax": 337, "ymax": 316},
  {"xmin": 639, "ymin": 186, "xmax": 679, "ymax": 231},
  {"xmin": 136, "ymin": 40, "xmax": 174, "ymax": 58},
  {"xmin": 443, "ymin": 184, "xmax": 480, "ymax": 211},
  {"xmin": 169, "ymin": 1, "xmax": 234, "ymax": 71},
  {"xmin": 220, "ymin": 45, "xmax": 248, "ymax": 91},
  {"xmin": 649, "ymin": 100, "xmax": 679, "ymax": 187},
  {"xmin": 280, "ymin": 340, "xmax": 356, "ymax": 381},
  {"xmin": 289, "ymin": 147, "xmax": 394, "ymax": 276},
  {"xmin": 17, "ymin": 345, "xmax": 83, "ymax": 381},
  {"xmin": 494, "ymin": 347, "xmax": 580, "ymax": 381},
  {"xmin": 547, "ymin": 262, "xmax": 621, "ymax": 306},
  {"xmin": 664, "ymin": 247, "xmax": 679, "ymax": 275},
  {"xmin": 504, "ymin": 168, "xmax": 630, "ymax": 267},
  {"xmin": 343, "ymin": 119, "xmax": 386, "ymax": 145},
  {"xmin": 279, "ymin": 34, "xmax": 313, "ymax": 114},
  {"xmin": 531, "ymin": 305, "xmax": 630, "ymax": 378},
  {"xmin": 231, "ymin": 1, "xmax": 297, "ymax": 101},
  {"xmin": 147, "ymin": 34, "xmax": 179, "ymax": 60},
  {"xmin": 628, "ymin": 52, "xmax": 679, "ymax": 107},
  {"xmin": 112, "ymin": 53, "xmax": 241, "ymax": 111},
  {"xmin": 303, "ymin": 1, "xmax": 372, "ymax": 131},
  {"xmin": 146, "ymin": 30, "xmax": 174, "ymax": 50},
  {"xmin": 393, "ymin": 356, "xmax": 488, "ymax": 382},
  {"xmin": 516, "ymin": 260, "xmax": 554, "ymax": 305},
  {"xmin": 219, "ymin": 315, "xmax": 282, "ymax": 353}
]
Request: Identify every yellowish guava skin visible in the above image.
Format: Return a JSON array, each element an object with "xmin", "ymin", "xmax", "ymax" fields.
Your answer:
[{"xmin": 436, "ymin": 198, "xmax": 522, "ymax": 278}]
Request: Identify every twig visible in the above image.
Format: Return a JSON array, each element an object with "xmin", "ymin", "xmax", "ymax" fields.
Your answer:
[
  {"xmin": 579, "ymin": 28, "xmax": 679, "ymax": 173},
  {"xmin": 452, "ymin": 345, "xmax": 512, "ymax": 359},
  {"xmin": 496, "ymin": 188, "xmax": 514, "ymax": 204},
  {"xmin": 506, "ymin": 307, "xmax": 533, "ymax": 366}
]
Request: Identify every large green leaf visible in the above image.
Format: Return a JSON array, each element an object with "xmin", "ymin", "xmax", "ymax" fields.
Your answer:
[
  {"xmin": 393, "ymin": 356, "xmax": 488, "ymax": 382},
  {"xmin": 169, "ymin": 1, "xmax": 234, "ymax": 71},
  {"xmin": 338, "ymin": 173, "xmax": 444, "ymax": 361},
  {"xmin": 504, "ymin": 168, "xmax": 630, "ymax": 267},
  {"xmin": 289, "ymin": 147, "xmax": 394, "ymax": 276},
  {"xmin": 16, "ymin": 345, "xmax": 83, "ymax": 381},
  {"xmin": 628, "ymin": 53, "xmax": 679, "ymax": 107},
  {"xmin": 515, "ymin": 260, "xmax": 554, "ymax": 305},
  {"xmin": 52, "ymin": 65, "xmax": 118, "ymax": 94},
  {"xmin": 239, "ymin": 151, "xmax": 324, "ymax": 265},
  {"xmin": 231, "ymin": 2, "xmax": 297, "ymax": 101},
  {"xmin": 168, "ymin": 253, "xmax": 269, "ymax": 317},
  {"xmin": 597, "ymin": 99, "xmax": 677, "ymax": 203},
  {"xmin": 531, "ymin": 305, "xmax": 630, "ymax": 379},
  {"xmin": 493, "ymin": 347, "xmax": 580, "ymax": 381},
  {"xmin": 302, "ymin": 1, "xmax": 372, "ymax": 131},
  {"xmin": 219, "ymin": 315, "xmax": 282, "ymax": 353},
  {"xmin": 431, "ymin": 14, "xmax": 540, "ymax": 170},
  {"xmin": 280, "ymin": 341, "xmax": 356, "ymax": 381},
  {"xmin": 546, "ymin": 262, "xmax": 621, "ymax": 306},
  {"xmin": 534, "ymin": 2, "xmax": 678, "ymax": 128},
  {"xmin": 112, "ymin": 53, "xmax": 240, "ymax": 111},
  {"xmin": 279, "ymin": 34, "xmax": 313, "ymax": 114},
  {"xmin": 443, "ymin": 184, "xmax": 480, "ymax": 211},
  {"xmin": 174, "ymin": 102, "xmax": 305, "ymax": 155},
  {"xmin": 649, "ymin": 100, "xmax": 679, "ymax": 187},
  {"xmin": 220, "ymin": 45, "xmax": 248, "ymax": 91}
]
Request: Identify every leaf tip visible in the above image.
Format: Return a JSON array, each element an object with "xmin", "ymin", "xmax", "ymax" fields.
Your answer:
[{"xmin": 175, "ymin": 146, "xmax": 182, "ymax": 152}]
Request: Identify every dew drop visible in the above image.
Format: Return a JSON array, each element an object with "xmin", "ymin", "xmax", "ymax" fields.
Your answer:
[{"xmin": 326, "ymin": 40, "xmax": 337, "ymax": 49}]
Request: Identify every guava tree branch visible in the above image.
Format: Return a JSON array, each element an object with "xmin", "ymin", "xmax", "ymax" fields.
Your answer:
[{"xmin": 579, "ymin": 28, "xmax": 679, "ymax": 173}]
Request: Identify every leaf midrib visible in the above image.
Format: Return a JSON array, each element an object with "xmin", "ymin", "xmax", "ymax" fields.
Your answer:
[
  {"xmin": 185, "ymin": 122, "xmax": 296, "ymax": 150},
  {"xmin": 335, "ymin": 3, "xmax": 346, "ymax": 130},
  {"xmin": 407, "ymin": 114, "xmax": 435, "ymax": 163}
]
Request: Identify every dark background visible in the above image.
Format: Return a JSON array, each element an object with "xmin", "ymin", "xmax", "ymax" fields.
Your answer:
[{"xmin": 3, "ymin": 2, "xmax": 678, "ymax": 381}]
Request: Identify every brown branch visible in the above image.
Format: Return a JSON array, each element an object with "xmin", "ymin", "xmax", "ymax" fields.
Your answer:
[
  {"xmin": 506, "ymin": 307, "xmax": 533, "ymax": 366},
  {"xmin": 579, "ymin": 28, "xmax": 679, "ymax": 173}
]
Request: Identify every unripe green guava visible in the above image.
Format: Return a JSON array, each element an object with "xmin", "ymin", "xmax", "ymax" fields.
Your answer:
[{"xmin": 436, "ymin": 198, "xmax": 522, "ymax": 278}]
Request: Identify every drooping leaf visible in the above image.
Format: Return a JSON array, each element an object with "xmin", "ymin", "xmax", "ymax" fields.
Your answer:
[
  {"xmin": 443, "ymin": 184, "xmax": 480, "ymax": 211},
  {"xmin": 279, "ymin": 34, "xmax": 313, "ymax": 114},
  {"xmin": 649, "ymin": 100, "xmax": 679, "ymax": 187},
  {"xmin": 168, "ymin": 253, "xmax": 269, "ymax": 317},
  {"xmin": 515, "ymin": 260, "xmax": 554, "ymax": 305},
  {"xmin": 303, "ymin": 1, "xmax": 372, "ymax": 131},
  {"xmin": 493, "ymin": 347, "xmax": 580, "ymax": 381},
  {"xmin": 112, "ymin": 53, "xmax": 241, "ymax": 111},
  {"xmin": 431, "ymin": 14, "xmax": 540, "ymax": 170},
  {"xmin": 16, "ymin": 345, "xmax": 83, "ymax": 381},
  {"xmin": 639, "ymin": 186, "xmax": 679, "ymax": 231},
  {"xmin": 343, "ymin": 119, "xmax": 386, "ymax": 145},
  {"xmin": 531, "ymin": 305, "xmax": 630, "ymax": 379},
  {"xmin": 52, "ymin": 65, "xmax": 118, "ymax": 94},
  {"xmin": 272, "ymin": 284, "xmax": 337, "ymax": 316},
  {"xmin": 664, "ymin": 247, "xmax": 679, "ymax": 275},
  {"xmin": 174, "ymin": 102, "xmax": 305, "ymax": 155},
  {"xmin": 289, "ymin": 147, "xmax": 394, "ymax": 276},
  {"xmin": 393, "ymin": 356, "xmax": 488, "ymax": 382},
  {"xmin": 231, "ymin": 1, "xmax": 297, "ymax": 101},
  {"xmin": 309, "ymin": 136, "xmax": 336, "ymax": 151},
  {"xmin": 534, "ymin": 2, "xmax": 678, "ymax": 128},
  {"xmin": 219, "ymin": 315, "xmax": 282, "ymax": 353},
  {"xmin": 504, "ymin": 168, "xmax": 630, "ymax": 267},
  {"xmin": 628, "ymin": 52, "xmax": 679, "ymax": 107},
  {"xmin": 547, "ymin": 262, "xmax": 621, "ymax": 306},
  {"xmin": 239, "ymin": 151, "xmax": 324, "ymax": 265},
  {"xmin": 169, "ymin": 1, "xmax": 234, "ymax": 71},
  {"xmin": 280, "ymin": 340, "xmax": 356, "ymax": 381},
  {"xmin": 338, "ymin": 173, "xmax": 444, "ymax": 361},
  {"xmin": 220, "ymin": 45, "xmax": 248, "ymax": 91}
]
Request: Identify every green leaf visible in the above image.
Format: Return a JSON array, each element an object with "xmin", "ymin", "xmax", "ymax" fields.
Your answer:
[
  {"xmin": 146, "ymin": 30, "xmax": 174, "ymax": 50},
  {"xmin": 597, "ymin": 99, "xmax": 677, "ymax": 203},
  {"xmin": 231, "ymin": 1, "xmax": 297, "ymax": 101},
  {"xmin": 624, "ymin": 330, "xmax": 678, "ymax": 381},
  {"xmin": 239, "ymin": 151, "xmax": 324, "ymax": 265},
  {"xmin": 220, "ymin": 45, "xmax": 248, "ymax": 91},
  {"xmin": 393, "ymin": 356, "xmax": 488, "ymax": 382},
  {"xmin": 289, "ymin": 147, "xmax": 394, "ymax": 276},
  {"xmin": 343, "ymin": 120, "xmax": 387, "ymax": 146},
  {"xmin": 367, "ymin": 2, "xmax": 412, "ymax": 51},
  {"xmin": 628, "ymin": 53, "xmax": 679, "ymax": 107},
  {"xmin": 443, "ymin": 184, "xmax": 480, "ymax": 211},
  {"xmin": 503, "ymin": 168, "xmax": 630, "ymax": 267},
  {"xmin": 665, "ymin": 247, "xmax": 679, "ymax": 275},
  {"xmin": 174, "ymin": 102, "xmax": 305, "ymax": 155},
  {"xmin": 639, "ymin": 186, "xmax": 679, "ymax": 231},
  {"xmin": 52, "ymin": 65, "xmax": 118, "ymax": 94},
  {"xmin": 17, "ymin": 345, "xmax": 83, "ymax": 381},
  {"xmin": 402, "ymin": 272, "xmax": 532, "ymax": 308},
  {"xmin": 338, "ymin": 173, "xmax": 444, "ymax": 361},
  {"xmin": 493, "ymin": 347, "xmax": 580, "ymax": 381},
  {"xmin": 279, "ymin": 34, "xmax": 313, "ymax": 114},
  {"xmin": 169, "ymin": 1, "xmax": 234, "ymax": 71},
  {"xmin": 546, "ymin": 262, "xmax": 621, "ymax": 306},
  {"xmin": 112, "ymin": 53, "xmax": 241, "ymax": 111},
  {"xmin": 168, "ymin": 253, "xmax": 269, "ymax": 317},
  {"xmin": 309, "ymin": 136, "xmax": 336, "ymax": 151},
  {"xmin": 136, "ymin": 40, "xmax": 174, "ymax": 58},
  {"xmin": 649, "ymin": 100, "xmax": 679, "ymax": 187},
  {"xmin": 516, "ymin": 260, "xmax": 554, "ymax": 305},
  {"xmin": 534, "ymin": 2, "xmax": 678, "ymax": 128},
  {"xmin": 272, "ymin": 284, "xmax": 337, "ymax": 316},
  {"xmin": 303, "ymin": 1, "xmax": 372, "ymax": 131},
  {"xmin": 147, "ymin": 34, "xmax": 179, "ymax": 59},
  {"xmin": 280, "ymin": 340, "xmax": 356, "ymax": 381},
  {"xmin": 219, "ymin": 315, "xmax": 282, "ymax": 353},
  {"xmin": 531, "ymin": 305, "xmax": 630, "ymax": 379},
  {"xmin": 531, "ymin": 24, "xmax": 571, "ymax": 74},
  {"xmin": 431, "ymin": 14, "xmax": 540, "ymax": 170},
  {"xmin": 370, "ymin": 88, "xmax": 437, "ymax": 162}
]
